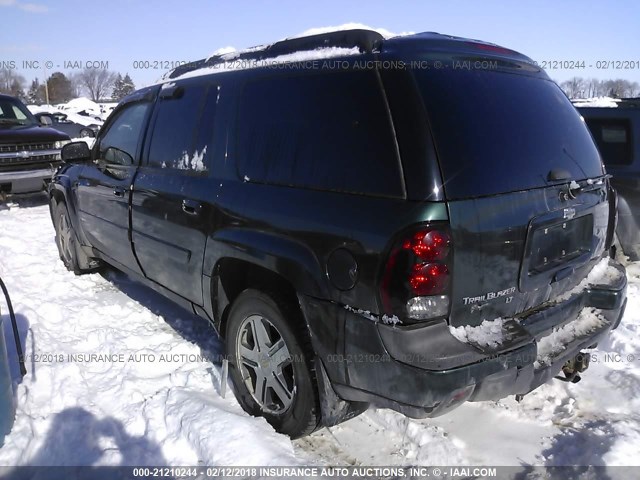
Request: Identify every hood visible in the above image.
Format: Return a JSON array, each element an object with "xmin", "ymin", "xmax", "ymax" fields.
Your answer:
[{"xmin": 0, "ymin": 124, "xmax": 70, "ymax": 144}]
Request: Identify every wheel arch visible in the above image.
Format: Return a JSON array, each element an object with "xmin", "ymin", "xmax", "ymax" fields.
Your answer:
[
  {"xmin": 203, "ymin": 228, "xmax": 330, "ymax": 333},
  {"xmin": 210, "ymin": 257, "xmax": 305, "ymax": 339}
]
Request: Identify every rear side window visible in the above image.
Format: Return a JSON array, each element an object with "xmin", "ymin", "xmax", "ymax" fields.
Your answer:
[
  {"xmin": 237, "ymin": 70, "xmax": 403, "ymax": 197},
  {"xmin": 414, "ymin": 69, "xmax": 604, "ymax": 199},
  {"xmin": 148, "ymin": 84, "xmax": 209, "ymax": 172},
  {"xmin": 585, "ymin": 118, "xmax": 633, "ymax": 166}
]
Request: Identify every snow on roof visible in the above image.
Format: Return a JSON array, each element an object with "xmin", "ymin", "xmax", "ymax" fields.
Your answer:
[
  {"xmin": 63, "ymin": 110, "xmax": 103, "ymax": 126},
  {"xmin": 64, "ymin": 97, "xmax": 102, "ymax": 112},
  {"xmin": 174, "ymin": 24, "xmax": 411, "ymax": 84},
  {"xmin": 203, "ymin": 24, "xmax": 407, "ymax": 62},
  {"xmin": 27, "ymin": 105, "xmax": 103, "ymax": 126},
  {"xmin": 162, "ymin": 46, "xmax": 361, "ymax": 84},
  {"xmin": 573, "ymin": 97, "xmax": 620, "ymax": 108},
  {"xmin": 26, "ymin": 104, "xmax": 57, "ymax": 114},
  {"xmin": 205, "ymin": 46, "xmax": 239, "ymax": 62}
]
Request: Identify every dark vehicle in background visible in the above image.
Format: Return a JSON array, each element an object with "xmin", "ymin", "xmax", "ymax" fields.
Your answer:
[
  {"xmin": 33, "ymin": 112, "xmax": 99, "ymax": 139},
  {"xmin": 577, "ymin": 100, "xmax": 640, "ymax": 260},
  {"xmin": 48, "ymin": 29, "xmax": 627, "ymax": 438},
  {"xmin": 0, "ymin": 94, "xmax": 70, "ymax": 196}
]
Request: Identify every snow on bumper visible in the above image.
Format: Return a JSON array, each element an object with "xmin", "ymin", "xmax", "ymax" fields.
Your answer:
[{"xmin": 315, "ymin": 259, "xmax": 627, "ymax": 418}]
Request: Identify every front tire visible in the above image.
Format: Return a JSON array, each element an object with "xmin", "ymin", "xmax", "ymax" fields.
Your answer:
[
  {"xmin": 225, "ymin": 289, "xmax": 320, "ymax": 438},
  {"xmin": 52, "ymin": 200, "xmax": 99, "ymax": 275}
]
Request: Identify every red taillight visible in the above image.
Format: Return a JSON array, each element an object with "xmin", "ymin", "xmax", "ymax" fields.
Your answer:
[
  {"xmin": 380, "ymin": 225, "xmax": 452, "ymax": 321},
  {"xmin": 409, "ymin": 262, "xmax": 449, "ymax": 295},
  {"xmin": 402, "ymin": 230, "xmax": 450, "ymax": 261}
]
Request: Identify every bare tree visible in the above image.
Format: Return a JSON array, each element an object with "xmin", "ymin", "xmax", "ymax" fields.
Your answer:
[
  {"xmin": 0, "ymin": 68, "xmax": 26, "ymax": 95},
  {"xmin": 584, "ymin": 78, "xmax": 602, "ymax": 98},
  {"xmin": 68, "ymin": 72, "xmax": 85, "ymax": 98},
  {"xmin": 77, "ymin": 68, "xmax": 116, "ymax": 101},
  {"xmin": 560, "ymin": 77, "xmax": 586, "ymax": 99},
  {"xmin": 601, "ymin": 79, "xmax": 637, "ymax": 98}
]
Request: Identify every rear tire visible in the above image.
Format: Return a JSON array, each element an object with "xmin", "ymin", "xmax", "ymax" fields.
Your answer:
[{"xmin": 225, "ymin": 289, "xmax": 320, "ymax": 438}]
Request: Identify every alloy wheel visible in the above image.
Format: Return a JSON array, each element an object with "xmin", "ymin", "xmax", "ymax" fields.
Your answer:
[{"xmin": 235, "ymin": 314, "xmax": 296, "ymax": 414}]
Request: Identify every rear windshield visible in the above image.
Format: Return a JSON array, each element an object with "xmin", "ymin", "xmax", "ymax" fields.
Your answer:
[{"xmin": 414, "ymin": 69, "xmax": 604, "ymax": 199}]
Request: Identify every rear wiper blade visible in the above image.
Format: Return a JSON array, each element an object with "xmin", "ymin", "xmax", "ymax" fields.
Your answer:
[{"xmin": 562, "ymin": 175, "xmax": 611, "ymax": 200}]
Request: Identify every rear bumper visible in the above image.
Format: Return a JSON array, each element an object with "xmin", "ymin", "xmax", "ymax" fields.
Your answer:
[
  {"xmin": 0, "ymin": 167, "xmax": 56, "ymax": 194},
  {"xmin": 303, "ymin": 259, "xmax": 627, "ymax": 419}
]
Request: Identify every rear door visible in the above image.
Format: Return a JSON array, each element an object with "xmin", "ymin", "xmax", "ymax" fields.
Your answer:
[
  {"xmin": 76, "ymin": 99, "xmax": 153, "ymax": 273},
  {"xmin": 131, "ymin": 80, "xmax": 219, "ymax": 305},
  {"xmin": 412, "ymin": 58, "xmax": 608, "ymax": 327}
]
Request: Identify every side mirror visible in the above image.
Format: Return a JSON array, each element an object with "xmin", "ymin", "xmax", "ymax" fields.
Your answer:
[
  {"xmin": 39, "ymin": 115, "xmax": 52, "ymax": 126},
  {"xmin": 104, "ymin": 146, "xmax": 133, "ymax": 167},
  {"xmin": 61, "ymin": 141, "xmax": 91, "ymax": 163}
]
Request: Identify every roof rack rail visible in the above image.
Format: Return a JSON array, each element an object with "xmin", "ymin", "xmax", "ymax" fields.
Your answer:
[{"xmin": 168, "ymin": 29, "xmax": 384, "ymax": 79}]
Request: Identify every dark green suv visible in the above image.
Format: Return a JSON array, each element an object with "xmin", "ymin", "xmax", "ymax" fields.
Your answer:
[{"xmin": 49, "ymin": 29, "xmax": 627, "ymax": 438}]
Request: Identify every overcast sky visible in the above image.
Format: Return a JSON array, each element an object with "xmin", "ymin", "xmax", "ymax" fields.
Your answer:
[{"xmin": 1, "ymin": 0, "xmax": 639, "ymax": 88}]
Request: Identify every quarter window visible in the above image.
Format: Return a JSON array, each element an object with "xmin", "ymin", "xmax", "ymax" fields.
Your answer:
[{"xmin": 237, "ymin": 70, "xmax": 403, "ymax": 197}]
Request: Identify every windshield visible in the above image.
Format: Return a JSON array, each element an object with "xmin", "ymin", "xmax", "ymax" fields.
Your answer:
[
  {"xmin": 414, "ymin": 66, "xmax": 604, "ymax": 199},
  {"xmin": 0, "ymin": 97, "xmax": 37, "ymax": 127}
]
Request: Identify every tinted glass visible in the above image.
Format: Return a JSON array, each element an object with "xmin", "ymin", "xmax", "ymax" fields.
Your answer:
[
  {"xmin": 99, "ymin": 102, "xmax": 150, "ymax": 161},
  {"xmin": 237, "ymin": 70, "xmax": 403, "ymax": 197},
  {"xmin": 414, "ymin": 69, "xmax": 604, "ymax": 199},
  {"xmin": 0, "ymin": 98, "xmax": 35, "ymax": 126},
  {"xmin": 148, "ymin": 84, "xmax": 208, "ymax": 172},
  {"xmin": 585, "ymin": 118, "xmax": 632, "ymax": 166}
]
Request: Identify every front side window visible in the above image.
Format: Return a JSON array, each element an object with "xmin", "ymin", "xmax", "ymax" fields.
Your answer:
[
  {"xmin": 237, "ymin": 69, "xmax": 403, "ymax": 197},
  {"xmin": 98, "ymin": 102, "xmax": 150, "ymax": 164}
]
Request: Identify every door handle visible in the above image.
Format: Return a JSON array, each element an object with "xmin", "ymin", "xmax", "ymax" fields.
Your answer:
[
  {"xmin": 182, "ymin": 199, "xmax": 202, "ymax": 216},
  {"xmin": 113, "ymin": 187, "xmax": 125, "ymax": 197}
]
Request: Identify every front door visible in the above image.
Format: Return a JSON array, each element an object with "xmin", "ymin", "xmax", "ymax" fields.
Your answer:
[{"xmin": 76, "ymin": 101, "xmax": 152, "ymax": 273}]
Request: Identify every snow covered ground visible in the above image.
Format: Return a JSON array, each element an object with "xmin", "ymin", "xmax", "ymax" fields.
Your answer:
[
  {"xmin": 26, "ymin": 97, "xmax": 115, "ymax": 125},
  {"xmin": 0, "ymin": 198, "xmax": 639, "ymax": 468}
]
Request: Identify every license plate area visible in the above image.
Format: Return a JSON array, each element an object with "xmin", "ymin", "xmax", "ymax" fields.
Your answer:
[
  {"xmin": 528, "ymin": 216, "xmax": 593, "ymax": 275},
  {"xmin": 520, "ymin": 212, "xmax": 595, "ymax": 292}
]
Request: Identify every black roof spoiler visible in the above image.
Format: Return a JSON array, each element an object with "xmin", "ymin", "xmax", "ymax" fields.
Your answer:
[{"xmin": 167, "ymin": 29, "xmax": 384, "ymax": 79}]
